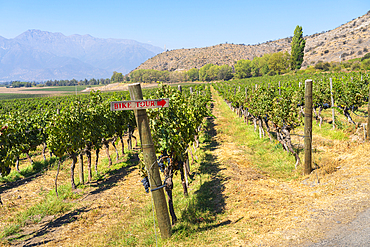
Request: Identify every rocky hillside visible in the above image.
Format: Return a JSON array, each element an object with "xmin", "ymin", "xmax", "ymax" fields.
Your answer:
[
  {"xmin": 136, "ymin": 11, "xmax": 370, "ymax": 71},
  {"xmin": 302, "ymin": 11, "xmax": 370, "ymax": 67}
]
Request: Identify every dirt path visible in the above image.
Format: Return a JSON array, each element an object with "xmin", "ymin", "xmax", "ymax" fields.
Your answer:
[{"xmin": 306, "ymin": 206, "xmax": 370, "ymax": 246}]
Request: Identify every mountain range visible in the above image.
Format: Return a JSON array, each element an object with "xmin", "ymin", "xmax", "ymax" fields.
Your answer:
[
  {"xmin": 137, "ymin": 11, "xmax": 370, "ymax": 71},
  {"xmin": 2, "ymin": 11, "xmax": 370, "ymax": 82},
  {"xmin": 0, "ymin": 30, "xmax": 163, "ymax": 82}
]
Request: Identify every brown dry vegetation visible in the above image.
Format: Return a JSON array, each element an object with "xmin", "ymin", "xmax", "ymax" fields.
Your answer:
[
  {"xmin": 136, "ymin": 11, "xmax": 370, "ymax": 72},
  {"xmin": 0, "ymin": 87, "xmax": 69, "ymax": 95},
  {"xmin": 1, "ymin": 86, "xmax": 370, "ymax": 246}
]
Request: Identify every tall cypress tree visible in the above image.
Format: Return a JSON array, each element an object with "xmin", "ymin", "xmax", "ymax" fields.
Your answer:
[{"xmin": 291, "ymin": 25, "xmax": 306, "ymax": 70}]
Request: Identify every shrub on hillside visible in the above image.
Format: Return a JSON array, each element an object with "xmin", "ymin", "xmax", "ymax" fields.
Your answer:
[
  {"xmin": 360, "ymin": 52, "xmax": 370, "ymax": 61},
  {"xmin": 314, "ymin": 61, "xmax": 330, "ymax": 71},
  {"xmin": 361, "ymin": 58, "xmax": 370, "ymax": 70},
  {"xmin": 351, "ymin": 61, "xmax": 361, "ymax": 71}
]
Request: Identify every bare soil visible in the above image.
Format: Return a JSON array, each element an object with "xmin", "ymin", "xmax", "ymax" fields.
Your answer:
[{"xmin": 0, "ymin": 87, "xmax": 68, "ymax": 95}]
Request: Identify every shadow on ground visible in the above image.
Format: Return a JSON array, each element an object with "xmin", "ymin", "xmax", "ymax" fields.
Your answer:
[
  {"xmin": 86, "ymin": 154, "xmax": 138, "ymax": 197},
  {"xmin": 13, "ymin": 207, "xmax": 90, "ymax": 247},
  {"xmin": 173, "ymin": 111, "xmax": 230, "ymax": 234},
  {"xmin": 8, "ymin": 154, "xmax": 139, "ymax": 247},
  {"xmin": 0, "ymin": 157, "xmax": 59, "ymax": 194}
]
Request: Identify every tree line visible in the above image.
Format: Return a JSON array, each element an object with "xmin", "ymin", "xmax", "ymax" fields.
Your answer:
[
  {"xmin": 125, "ymin": 51, "xmax": 296, "ymax": 83},
  {"xmin": 7, "ymin": 78, "xmax": 112, "ymax": 88},
  {"xmin": 125, "ymin": 25, "xmax": 305, "ymax": 83}
]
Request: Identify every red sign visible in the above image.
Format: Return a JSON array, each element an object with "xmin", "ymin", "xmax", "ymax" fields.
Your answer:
[{"xmin": 110, "ymin": 98, "xmax": 169, "ymax": 111}]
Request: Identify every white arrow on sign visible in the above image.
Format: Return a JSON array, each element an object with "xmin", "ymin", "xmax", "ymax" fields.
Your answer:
[{"xmin": 110, "ymin": 98, "xmax": 170, "ymax": 111}]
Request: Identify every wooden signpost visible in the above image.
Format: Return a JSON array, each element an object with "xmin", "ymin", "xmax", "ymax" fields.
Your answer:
[
  {"xmin": 110, "ymin": 98, "xmax": 169, "ymax": 111},
  {"xmin": 110, "ymin": 83, "xmax": 172, "ymax": 239}
]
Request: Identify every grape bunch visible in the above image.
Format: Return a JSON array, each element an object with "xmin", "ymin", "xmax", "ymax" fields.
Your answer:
[
  {"xmin": 141, "ymin": 177, "xmax": 150, "ymax": 193},
  {"xmin": 322, "ymin": 103, "xmax": 330, "ymax": 109},
  {"xmin": 157, "ymin": 151, "xmax": 170, "ymax": 173},
  {"xmin": 158, "ymin": 159, "xmax": 165, "ymax": 172},
  {"xmin": 350, "ymin": 105, "xmax": 358, "ymax": 111}
]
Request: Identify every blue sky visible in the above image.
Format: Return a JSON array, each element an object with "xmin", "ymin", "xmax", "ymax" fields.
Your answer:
[{"xmin": 1, "ymin": 0, "xmax": 370, "ymax": 50}]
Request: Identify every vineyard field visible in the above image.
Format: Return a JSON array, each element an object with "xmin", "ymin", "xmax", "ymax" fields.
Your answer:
[
  {"xmin": 0, "ymin": 93, "xmax": 48, "ymax": 100},
  {"xmin": 1, "ymin": 74, "xmax": 370, "ymax": 246},
  {"xmin": 22, "ymin": 85, "xmax": 101, "ymax": 92}
]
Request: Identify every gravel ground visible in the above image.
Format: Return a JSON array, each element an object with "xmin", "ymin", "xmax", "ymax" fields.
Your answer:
[{"xmin": 306, "ymin": 206, "xmax": 370, "ymax": 246}]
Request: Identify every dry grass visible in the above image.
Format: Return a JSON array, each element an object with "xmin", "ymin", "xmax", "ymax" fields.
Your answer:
[
  {"xmin": 206, "ymin": 88, "xmax": 370, "ymax": 246},
  {"xmin": 0, "ymin": 133, "xmax": 141, "ymax": 246}
]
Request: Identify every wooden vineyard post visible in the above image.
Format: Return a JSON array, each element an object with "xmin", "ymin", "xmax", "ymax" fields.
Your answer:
[
  {"xmin": 178, "ymin": 84, "xmax": 189, "ymax": 185},
  {"xmin": 304, "ymin": 79, "xmax": 313, "ymax": 175},
  {"xmin": 330, "ymin": 78, "xmax": 335, "ymax": 129},
  {"xmin": 367, "ymin": 84, "xmax": 370, "ymax": 141},
  {"xmin": 279, "ymin": 81, "xmax": 281, "ymax": 95},
  {"xmin": 244, "ymin": 87, "xmax": 248, "ymax": 123},
  {"xmin": 128, "ymin": 83, "xmax": 172, "ymax": 239}
]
